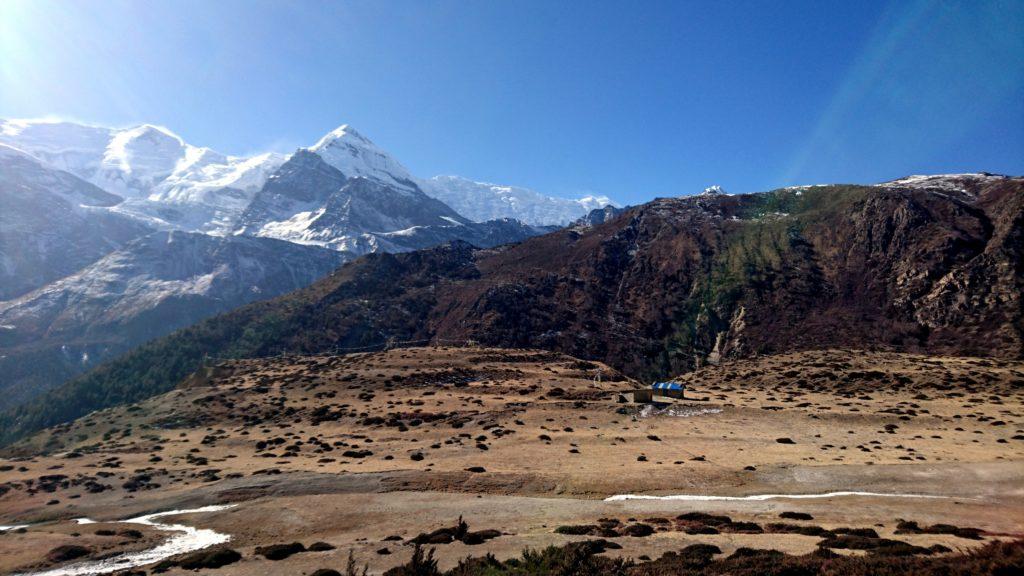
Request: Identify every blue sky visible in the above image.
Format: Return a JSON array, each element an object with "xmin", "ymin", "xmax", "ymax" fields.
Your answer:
[{"xmin": 1, "ymin": 0, "xmax": 1021, "ymax": 205}]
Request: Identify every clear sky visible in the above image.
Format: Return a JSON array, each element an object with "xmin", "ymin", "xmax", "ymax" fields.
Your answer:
[{"xmin": 1, "ymin": 0, "xmax": 1021, "ymax": 204}]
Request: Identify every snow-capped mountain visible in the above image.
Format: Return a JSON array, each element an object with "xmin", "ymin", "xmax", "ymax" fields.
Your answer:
[
  {"xmin": 0, "ymin": 119, "xmax": 286, "ymax": 233},
  {"xmin": 235, "ymin": 131, "xmax": 558, "ymax": 255},
  {"xmin": 420, "ymin": 175, "xmax": 615, "ymax": 226},
  {"xmin": 0, "ymin": 144, "xmax": 152, "ymax": 300},
  {"xmin": 307, "ymin": 126, "xmax": 617, "ymax": 226},
  {"xmin": 308, "ymin": 124, "xmax": 419, "ymax": 192},
  {"xmin": 0, "ymin": 118, "xmax": 598, "ymax": 412},
  {"xmin": 236, "ymin": 148, "xmax": 470, "ymax": 250},
  {"xmin": 1, "ymin": 118, "xmax": 614, "ymax": 233},
  {"xmin": 0, "ymin": 230, "xmax": 349, "ymax": 409}
]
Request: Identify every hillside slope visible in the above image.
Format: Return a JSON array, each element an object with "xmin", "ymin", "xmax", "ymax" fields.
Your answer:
[
  {"xmin": 0, "ymin": 145, "xmax": 153, "ymax": 300},
  {"xmin": 0, "ymin": 231, "xmax": 349, "ymax": 409},
  {"xmin": 2, "ymin": 174, "xmax": 1020, "ymax": 444}
]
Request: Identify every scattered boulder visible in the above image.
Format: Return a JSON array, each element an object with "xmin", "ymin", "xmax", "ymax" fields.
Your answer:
[
  {"xmin": 255, "ymin": 542, "xmax": 306, "ymax": 560},
  {"xmin": 46, "ymin": 544, "xmax": 91, "ymax": 563},
  {"xmin": 177, "ymin": 548, "xmax": 242, "ymax": 570},
  {"xmin": 728, "ymin": 548, "xmax": 785, "ymax": 560},
  {"xmin": 622, "ymin": 523, "xmax": 655, "ymax": 537},
  {"xmin": 461, "ymin": 529, "xmax": 502, "ymax": 545},
  {"xmin": 895, "ymin": 520, "xmax": 984, "ymax": 540},
  {"xmin": 554, "ymin": 525, "xmax": 599, "ymax": 536},
  {"xmin": 779, "ymin": 511, "xmax": 814, "ymax": 520}
]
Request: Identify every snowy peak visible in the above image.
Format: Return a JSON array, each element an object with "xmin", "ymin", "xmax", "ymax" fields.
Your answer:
[
  {"xmin": 0, "ymin": 118, "xmax": 287, "ymax": 233},
  {"xmin": 237, "ymin": 151, "xmax": 471, "ymax": 252},
  {"xmin": 0, "ymin": 118, "xmax": 282, "ymax": 200},
  {"xmin": 0, "ymin": 118, "xmax": 193, "ymax": 198},
  {"xmin": 307, "ymin": 124, "xmax": 416, "ymax": 191},
  {"xmin": 576, "ymin": 194, "xmax": 616, "ymax": 209},
  {"xmin": 291, "ymin": 126, "xmax": 618, "ymax": 227},
  {"xmin": 419, "ymin": 175, "xmax": 617, "ymax": 226},
  {"xmin": 312, "ymin": 124, "xmax": 371, "ymax": 147},
  {"xmin": 1, "ymin": 117, "xmax": 619, "ymax": 231},
  {"xmin": 101, "ymin": 124, "xmax": 186, "ymax": 184}
]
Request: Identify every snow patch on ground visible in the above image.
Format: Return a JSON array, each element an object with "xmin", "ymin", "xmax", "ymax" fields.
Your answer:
[
  {"xmin": 605, "ymin": 491, "xmax": 950, "ymax": 502},
  {"xmin": 0, "ymin": 524, "xmax": 29, "ymax": 531},
  {"xmin": 14, "ymin": 505, "xmax": 235, "ymax": 576},
  {"xmin": 637, "ymin": 405, "xmax": 722, "ymax": 419}
]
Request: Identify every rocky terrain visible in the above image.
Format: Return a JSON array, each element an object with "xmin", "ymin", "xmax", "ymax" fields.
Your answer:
[
  {"xmin": 2, "ymin": 121, "xmax": 1020, "ymax": 575},
  {"xmin": 8, "ymin": 174, "xmax": 1018, "ymax": 446},
  {"xmin": 0, "ymin": 346, "xmax": 1020, "ymax": 574}
]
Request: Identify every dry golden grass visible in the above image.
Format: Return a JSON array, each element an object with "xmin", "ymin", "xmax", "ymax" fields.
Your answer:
[{"xmin": 0, "ymin": 347, "xmax": 1020, "ymax": 574}]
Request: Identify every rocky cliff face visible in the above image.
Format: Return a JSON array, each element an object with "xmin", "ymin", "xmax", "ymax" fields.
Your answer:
[{"xmin": 571, "ymin": 204, "xmax": 628, "ymax": 229}]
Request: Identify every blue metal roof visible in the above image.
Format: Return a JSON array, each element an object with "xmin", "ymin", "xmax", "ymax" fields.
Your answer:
[{"xmin": 652, "ymin": 382, "xmax": 682, "ymax": 390}]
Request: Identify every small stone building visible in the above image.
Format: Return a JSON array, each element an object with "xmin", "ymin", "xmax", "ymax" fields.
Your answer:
[{"xmin": 630, "ymin": 382, "xmax": 684, "ymax": 403}]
